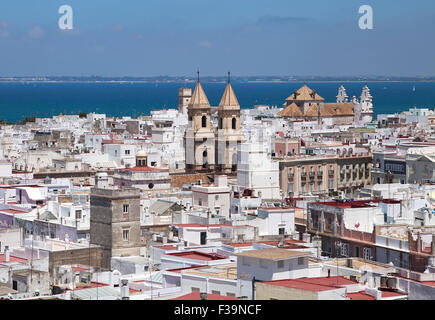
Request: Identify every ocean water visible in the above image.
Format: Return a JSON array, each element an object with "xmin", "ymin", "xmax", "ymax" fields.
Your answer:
[{"xmin": 0, "ymin": 81, "xmax": 434, "ymax": 123}]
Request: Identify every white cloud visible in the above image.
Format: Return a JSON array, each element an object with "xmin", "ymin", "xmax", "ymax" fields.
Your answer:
[{"xmin": 28, "ymin": 25, "xmax": 44, "ymax": 39}]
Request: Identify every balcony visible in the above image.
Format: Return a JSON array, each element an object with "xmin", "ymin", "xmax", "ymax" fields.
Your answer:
[
  {"xmin": 328, "ymin": 170, "xmax": 334, "ymax": 176},
  {"xmin": 301, "ymin": 172, "xmax": 307, "ymax": 178},
  {"xmin": 288, "ymin": 174, "xmax": 294, "ymax": 181},
  {"xmin": 317, "ymin": 171, "xmax": 323, "ymax": 177}
]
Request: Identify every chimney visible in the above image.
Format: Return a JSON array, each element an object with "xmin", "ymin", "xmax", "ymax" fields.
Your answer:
[{"xmin": 4, "ymin": 246, "xmax": 10, "ymax": 262}]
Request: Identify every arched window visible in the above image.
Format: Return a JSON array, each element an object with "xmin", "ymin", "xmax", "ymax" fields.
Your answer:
[
  {"xmin": 202, "ymin": 116, "xmax": 207, "ymax": 128},
  {"xmin": 202, "ymin": 150, "xmax": 208, "ymax": 168},
  {"xmin": 232, "ymin": 117, "xmax": 236, "ymax": 130},
  {"xmin": 219, "ymin": 118, "xmax": 223, "ymax": 129}
]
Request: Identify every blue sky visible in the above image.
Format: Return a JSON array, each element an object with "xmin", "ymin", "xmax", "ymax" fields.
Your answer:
[{"xmin": 0, "ymin": 0, "xmax": 434, "ymax": 77}]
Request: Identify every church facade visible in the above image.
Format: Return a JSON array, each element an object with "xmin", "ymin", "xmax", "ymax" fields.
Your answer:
[
  {"xmin": 184, "ymin": 73, "xmax": 243, "ymax": 174},
  {"xmin": 278, "ymin": 84, "xmax": 373, "ymax": 126}
]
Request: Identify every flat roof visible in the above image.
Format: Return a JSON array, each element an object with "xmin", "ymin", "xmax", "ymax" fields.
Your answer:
[
  {"xmin": 171, "ymin": 292, "xmax": 238, "ymax": 300},
  {"xmin": 236, "ymin": 248, "xmax": 310, "ymax": 261},
  {"xmin": 259, "ymin": 276, "xmax": 357, "ymax": 292},
  {"xmin": 173, "ymin": 224, "xmax": 229, "ymax": 228},
  {"xmin": 182, "ymin": 264, "xmax": 237, "ymax": 280}
]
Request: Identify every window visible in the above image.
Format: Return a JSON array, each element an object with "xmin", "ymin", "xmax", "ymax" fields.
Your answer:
[
  {"xmin": 215, "ymin": 195, "xmax": 219, "ymax": 200},
  {"xmin": 191, "ymin": 287, "xmax": 200, "ymax": 292},
  {"xmin": 355, "ymin": 246, "xmax": 360, "ymax": 257},
  {"xmin": 363, "ymin": 247, "xmax": 372, "ymax": 260},
  {"xmin": 232, "ymin": 117, "xmax": 236, "ymax": 130},
  {"xmin": 75, "ymin": 210, "xmax": 82, "ymax": 219},
  {"xmin": 277, "ymin": 260, "xmax": 284, "ymax": 268},
  {"xmin": 201, "ymin": 115, "xmax": 207, "ymax": 128},
  {"xmin": 122, "ymin": 229, "xmax": 129, "ymax": 241},
  {"xmin": 340, "ymin": 243, "xmax": 349, "ymax": 257},
  {"xmin": 259, "ymin": 259, "xmax": 268, "ymax": 269},
  {"xmin": 226, "ymin": 292, "xmax": 236, "ymax": 297},
  {"xmin": 125, "ymin": 149, "xmax": 130, "ymax": 155},
  {"xmin": 328, "ymin": 179, "xmax": 334, "ymax": 190},
  {"xmin": 123, "ymin": 204, "xmax": 129, "ymax": 214},
  {"xmin": 242, "ymin": 257, "xmax": 250, "ymax": 266},
  {"xmin": 298, "ymin": 257, "xmax": 305, "ymax": 265},
  {"xmin": 198, "ymin": 199, "xmax": 202, "ymax": 206},
  {"xmin": 212, "ymin": 290, "xmax": 221, "ymax": 295}
]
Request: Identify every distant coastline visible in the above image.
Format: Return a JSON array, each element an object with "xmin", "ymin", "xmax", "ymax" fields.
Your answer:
[
  {"xmin": 0, "ymin": 80, "xmax": 433, "ymax": 124},
  {"xmin": 1, "ymin": 76, "xmax": 435, "ymax": 84}
]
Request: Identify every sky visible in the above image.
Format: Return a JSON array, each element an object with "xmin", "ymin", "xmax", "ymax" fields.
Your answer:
[{"xmin": 0, "ymin": 0, "xmax": 434, "ymax": 77}]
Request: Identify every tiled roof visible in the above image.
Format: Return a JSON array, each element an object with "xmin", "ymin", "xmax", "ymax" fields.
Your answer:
[
  {"xmin": 286, "ymin": 84, "xmax": 324, "ymax": 101},
  {"xmin": 219, "ymin": 81, "xmax": 239, "ymax": 108},
  {"xmin": 347, "ymin": 291, "xmax": 375, "ymax": 300},
  {"xmin": 278, "ymin": 103, "xmax": 303, "ymax": 117},
  {"xmin": 0, "ymin": 254, "xmax": 27, "ymax": 263},
  {"xmin": 167, "ymin": 251, "xmax": 227, "ymax": 261},
  {"xmin": 189, "ymin": 81, "xmax": 210, "ymax": 108},
  {"xmin": 154, "ymin": 245, "xmax": 177, "ymax": 251},
  {"xmin": 324, "ymin": 103, "xmax": 355, "ymax": 116},
  {"xmin": 260, "ymin": 276, "xmax": 357, "ymax": 292}
]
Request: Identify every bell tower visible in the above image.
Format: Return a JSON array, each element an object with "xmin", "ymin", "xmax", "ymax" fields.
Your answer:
[
  {"xmin": 185, "ymin": 70, "xmax": 215, "ymax": 172},
  {"xmin": 216, "ymin": 72, "xmax": 243, "ymax": 174}
]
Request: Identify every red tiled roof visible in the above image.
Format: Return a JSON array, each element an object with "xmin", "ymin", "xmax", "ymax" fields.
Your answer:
[
  {"xmin": 311, "ymin": 200, "xmax": 378, "ymax": 209},
  {"xmin": 347, "ymin": 291, "xmax": 375, "ymax": 300},
  {"xmin": 166, "ymin": 266, "xmax": 204, "ymax": 273},
  {"xmin": 381, "ymin": 290, "xmax": 407, "ymax": 298},
  {"xmin": 0, "ymin": 254, "xmax": 27, "ymax": 263},
  {"xmin": 72, "ymin": 266, "xmax": 89, "ymax": 272},
  {"xmin": 167, "ymin": 251, "xmax": 227, "ymax": 261},
  {"xmin": 260, "ymin": 276, "xmax": 357, "ymax": 292},
  {"xmin": 154, "ymin": 245, "xmax": 177, "ymax": 251},
  {"xmin": 421, "ymin": 281, "xmax": 435, "ymax": 288},
  {"xmin": 171, "ymin": 292, "xmax": 238, "ymax": 300},
  {"xmin": 0, "ymin": 209, "xmax": 28, "ymax": 214}
]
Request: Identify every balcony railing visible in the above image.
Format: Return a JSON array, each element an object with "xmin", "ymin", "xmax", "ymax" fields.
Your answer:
[{"xmin": 328, "ymin": 170, "xmax": 334, "ymax": 176}]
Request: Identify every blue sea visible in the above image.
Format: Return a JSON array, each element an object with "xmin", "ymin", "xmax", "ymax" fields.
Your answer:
[{"xmin": 0, "ymin": 81, "xmax": 434, "ymax": 123}]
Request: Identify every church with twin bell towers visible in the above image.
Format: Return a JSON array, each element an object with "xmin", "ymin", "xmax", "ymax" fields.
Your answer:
[{"xmin": 184, "ymin": 71, "xmax": 243, "ymax": 174}]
